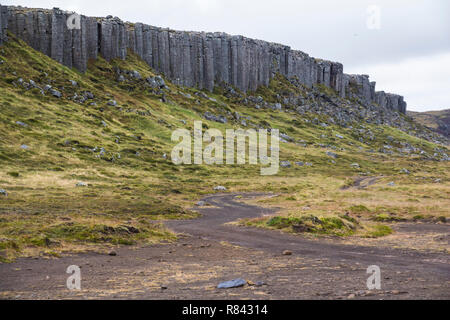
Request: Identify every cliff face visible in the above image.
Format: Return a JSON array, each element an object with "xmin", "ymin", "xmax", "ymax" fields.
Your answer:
[{"xmin": 1, "ymin": 5, "xmax": 407, "ymax": 113}]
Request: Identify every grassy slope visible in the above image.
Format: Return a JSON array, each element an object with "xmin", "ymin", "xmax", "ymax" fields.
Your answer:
[{"xmin": 0, "ymin": 36, "xmax": 449, "ymax": 261}]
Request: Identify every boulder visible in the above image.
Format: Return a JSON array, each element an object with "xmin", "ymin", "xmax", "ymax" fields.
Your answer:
[{"xmin": 217, "ymin": 279, "xmax": 246, "ymax": 289}]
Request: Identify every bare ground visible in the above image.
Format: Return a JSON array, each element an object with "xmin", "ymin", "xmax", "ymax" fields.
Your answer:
[{"xmin": 0, "ymin": 193, "xmax": 449, "ymax": 300}]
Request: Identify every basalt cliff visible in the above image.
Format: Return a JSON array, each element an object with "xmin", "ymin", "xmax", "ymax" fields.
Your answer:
[{"xmin": 0, "ymin": 5, "xmax": 407, "ymax": 114}]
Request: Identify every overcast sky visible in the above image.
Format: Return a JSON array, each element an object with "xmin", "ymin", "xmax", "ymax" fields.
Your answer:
[{"xmin": 3, "ymin": 0, "xmax": 449, "ymax": 111}]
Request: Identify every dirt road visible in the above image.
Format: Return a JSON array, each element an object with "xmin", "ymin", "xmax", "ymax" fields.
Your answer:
[{"xmin": 0, "ymin": 193, "xmax": 449, "ymax": 299}]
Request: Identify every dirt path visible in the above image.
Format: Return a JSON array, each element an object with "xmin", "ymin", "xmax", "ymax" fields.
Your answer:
[{"xmin": 0, "ymin": 193, "xmax": 449, "ymax": 300}]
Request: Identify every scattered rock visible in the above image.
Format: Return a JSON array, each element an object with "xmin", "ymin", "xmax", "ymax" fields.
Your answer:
[
  {"xmin": 20, "ymin": 144, "xmax": 29, "ymax": 150},
  {"xmin": 130, "ymin": 70, "xmax": 141, "ymax": 79},
  {"xmin": 214, "ymin": 186, "xmax": 227, "ymax": 191},
  {"xmin": 280, "ymin": 161, "xmax": 291, "ymax": 168},
  {"xmin": 326, "ymin": 151, "xmax": 338, "ymax": 159},
  {"xmin": 69, "ymin": 80, "xmax": 78, "ymax": 86},
  {"xmin": 29, "ymin": 79, "xmax": 37, "ymax": 88},
  {"xmin": 388, "ymin": 182, "xmax": 396, "ymax": 187},
  {"xmin": 76, "ymin": 182, "xmax": 88, "ymax": 187},
  {"xmin": 16, "ymin": 121, "xmax": 27, "ymax": 127},
  {"xmin": 0, "ymin": 189, "xmax": 7, "ymax": 196},
  {"xmin": 282, "ymin": 250, "xmax": 293, "ymax": 256},
  {"xmin": 50, "ymin": 89, "xmax": 62, "ymax": 98},
  {"xmin": 204, "ymin": 111, "xmax": 227, "ymax": 124},
  {"xmin": 119, "ymin": 225, "xmax": 140, "ymax": 234},
  {"xmin": 217, "ymin": 279, "xmax": 246, "ymax": 289},
  {"xmin": 400, "ymin": 168, "xmax": 410, "ymax": 174},
  {"xmin": 196, "ymin": 201, "xmax": 206, "ymax": 207},
  {"xmin": 154, "ymin": 76, "xmax": 165, "ymax": 88},
  {"xmin": 83, "ymin": 91, "xmax": 94, "ymax": 100},
  {"xmin": 351, "ymin": 163, "xmax": 360, "ymax": 169}
]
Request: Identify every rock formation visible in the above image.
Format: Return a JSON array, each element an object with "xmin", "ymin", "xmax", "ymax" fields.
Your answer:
[
  {"xmin": 0, "ymin": 4, "xmax": 8, "ymax": 45},
  {"xmin": 1, "ymin": 5, "xmax": 407, "ymax": 113}
]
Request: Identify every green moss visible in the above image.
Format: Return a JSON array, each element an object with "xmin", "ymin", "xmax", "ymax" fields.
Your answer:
[
  {"xmin": 373, "ymin": 213, "xmax": 403, "ymax": 222},
  {"xmin": 265, "ymin": 215, "xmax": 356, "ymax": 237},
  {"xmin": 364, "ymin": 225, "xmax": 393, "ymax": 238}
]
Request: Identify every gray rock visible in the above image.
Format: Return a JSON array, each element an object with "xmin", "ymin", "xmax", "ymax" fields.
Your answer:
[
  {"xmin": 50, "ymin": 89, "xmax": 62, "ymax": 98},
  {"xmin": 29, "ymin": 79, "xmax": 37, "ymax": 88},
  {"xmin": 326, "ymin": 151, "xmax": 338, "ymax": 159},
  {"xmin": 214, "ymin": 186, "xmax": 227, "ymax": 191},
  {"xmin": 387, "ymin": 182, "xmax": 396, "ymax": 187},
  {"xmin": 130, "ymin": 70, "xmax": 141, "ymax": 79},
  {"xmin": 107, "ymin": 100, "xmax": 117, "ymax": 106},
  {"xmin": 154, "ymin": 76, "xmax": 165, "ymax": 88},
  {"xmin": 280, "ymin": 133, "xmax": 293, "ymax": 142},
  {"xmin": 16, "ymin": 121, "xmax": 27, "ymax": 127},
  {"xmin": 76, "ymin": 182, "xmax": 88, "ymax": 187},
  {"xmin": 204, "ymin": 112, "xmax": 227, "ymax": 124},
  {"xmin": 280, "ymin": 161, "xmax": 292, "ymax": 168},
  {"xmin": 400, "ymin": 168, "xmax": 410, "ymax": 174},
  {"xmin": 20, "ymin": 144, "xmax": 29, "ymax": 150},
  {"xmin": 196, "ymin": 201, "xmax": 205, "ymax": 207},
  {"xmin": 217, "ymin": 279, "xmax": 246, "ymax": 289},
  {"xmin": 83, "ymin": 91, "xmax": 94, "ymax": 99},
  {"xmin": 0, "ymin": 189, "xmax": 7, "ymax": 196},
  {"xmin": 69, "ymin": 80, "xmax": 78, "ymax": 86}
]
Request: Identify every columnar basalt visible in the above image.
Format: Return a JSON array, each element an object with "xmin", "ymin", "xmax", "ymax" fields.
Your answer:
[
  {"xmin": 0, "ymin": 4, "xmax": 8, "ymax": 45},
  {"xmin": 1, "ymin": 5, "xmax": 407, "ymax": 113}
]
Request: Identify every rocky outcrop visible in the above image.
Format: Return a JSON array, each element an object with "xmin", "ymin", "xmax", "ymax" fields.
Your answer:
[{"xmin": 1, "ymin": 5, "xmax": 407, "ymax": 113}]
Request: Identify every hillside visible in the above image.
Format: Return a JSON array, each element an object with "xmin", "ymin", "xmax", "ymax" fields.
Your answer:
[
  {"xmin": 408, "ymin": 109, "xmax": 450, "ymax": 139},
  {"xmin": 0, "ymin": 32, "xmax": 449, "ymax": 262}
]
